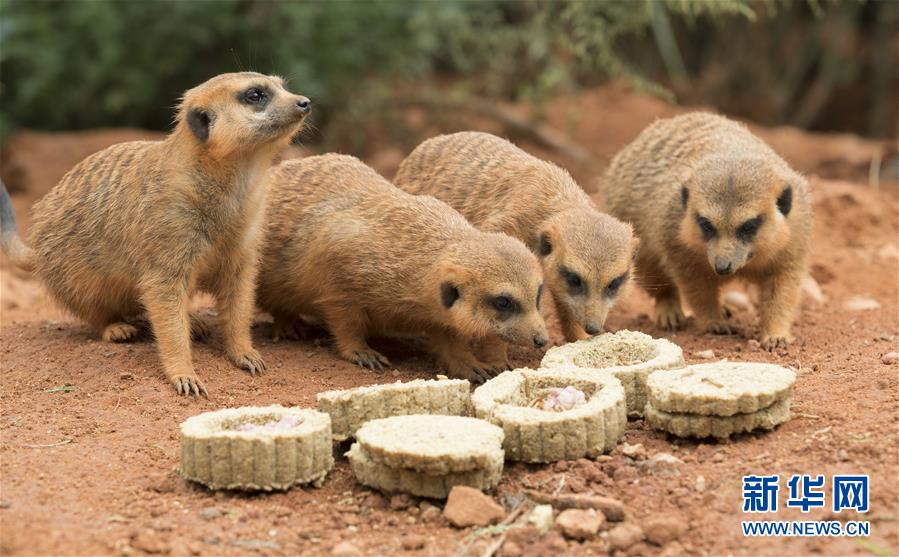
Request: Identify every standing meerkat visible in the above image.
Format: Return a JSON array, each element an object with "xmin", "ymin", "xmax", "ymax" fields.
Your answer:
[
  {"xmin": 0, "ymin": 72, "xmax": 311, "ymax": 395},
  {"xmin": 393, "ymin": 132, "xmax": 638, "ymax": 343},
  {"xmin": 602, "ymin": 112, "xmax": 811, "ymax": 350},
  {"xmin": 256, "ymin": 154, "xmax": 548, "ymax": 383}
]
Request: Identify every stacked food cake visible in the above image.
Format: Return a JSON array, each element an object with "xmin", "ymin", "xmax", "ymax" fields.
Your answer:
[
  {"xmin": 346, "ymin": 415, "xmax": 504, "ymax": 499},
  {"xmin": 644, "ymin": 362, "xmax": 795, "ymax": 438}
]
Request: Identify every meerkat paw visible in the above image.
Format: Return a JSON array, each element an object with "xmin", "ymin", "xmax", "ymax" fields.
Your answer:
[
  {"xmin": 345, "ymin": 348, "xmax": 390, "ymax": 371},
  {"xmin": 102, "ymin": 322, "xmax": 140, "ymax": 343},
  {"xmin": 760, "ymin": 333, "xmax": 793, "ymax": 351},
  {"xmin": 444, "ymin": 359, "xmax": 498, "ymax": 385},
  {"xmin": 706, "ymin": 321, "xmax": 739, "ymax": 335},
  {"xmin": 229, "ymin": 348, "xmax": 266, "ymax": 376},
  {"xmin": 271, "ymin": 317, "xmax": 311, "ymax": 342},
  {"xmin": 189, "ymin": 313, "xmax": 215, "ymax": 342},
  {"xmin": 170, "ymin": 373, "xmax": 208, "ymax": 397},
  {"xmin": 654, "ymin": 300, "xmax": 686, "ymax": 330}
]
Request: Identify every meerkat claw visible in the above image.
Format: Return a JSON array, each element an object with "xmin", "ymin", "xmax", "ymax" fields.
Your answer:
[
  {"xmin": 761, "ymin": 335, "xmax": 791, "ymax": 352},
  {"xmin": 173, "ymin": 375, "xmax": 207, "ymax": 397},
  {"xmin": 707, "ymin": 321, "xmax": 739, "ymax": 335}
]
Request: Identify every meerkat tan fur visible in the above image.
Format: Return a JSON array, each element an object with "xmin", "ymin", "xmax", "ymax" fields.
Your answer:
[
  {"xmin": 256, "ymin": 154, "xmax": 548, "ymax": 383},
  {"xmin": 602, "ymin": 112, "xmax": 810, "ymax": 350},
  {"xmin": 0, "ymin": 72, "xmax": 311, "ymax": 395},
  {"xmin": 393, "ymin": 132, "xmax": 638, "ymax": 343}
]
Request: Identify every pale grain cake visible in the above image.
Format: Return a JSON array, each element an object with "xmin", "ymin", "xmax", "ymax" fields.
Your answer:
[
  {"xmin": 471, "ymin": 367, "xmax": 626, "ymax": 462},
  {"xmin": 179, "ymin": 405, "xmax": 333, "ymax": 491},
  {"xmin": 541, "ymin": 330, "xmax": 684, "ymax": 416},
  {"xmin": 644, "ymin": 397, "xmax": 791, "ymax": 439},
  {"xmin": 316, "ymin": 377, "xmax": 471, "ymax": 441},
  {"xmin": 646, "ymin": 361, "xmax": 795, "ymax": 416},
  {"xmin": 347, "ymin": 415, "xmax": 505, "ymax": 498}
]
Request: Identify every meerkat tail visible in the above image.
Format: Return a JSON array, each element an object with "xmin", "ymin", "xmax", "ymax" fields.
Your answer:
[{"xmin": 0, "ymin": 180, "xmax": 36, "ymax": 272}]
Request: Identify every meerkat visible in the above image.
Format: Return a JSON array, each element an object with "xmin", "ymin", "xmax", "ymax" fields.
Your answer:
[
  {"xmin": 393, "ymin": 132, "xmax": 638, "ymax": 343},
  {"xmin": 256, "ymin": 154, "xmax": 548, "ymax": 382},
  {"xmin": 602, "ymin": 112, "xmax": 811, "ymax": 350},
  {"xmin": 0, "ymin": 72, "xmax": 311, "ymax": 395}
]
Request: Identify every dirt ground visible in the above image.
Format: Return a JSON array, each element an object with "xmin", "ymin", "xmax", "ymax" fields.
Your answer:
[{"xmin": 1, "ymin": 85, "xmax": 897, "ymax": 557}]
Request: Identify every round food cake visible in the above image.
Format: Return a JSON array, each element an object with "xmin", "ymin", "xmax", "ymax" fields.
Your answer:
[
  {"xmin": 541, "ymin": 330, "xmax": 684, "ymax": 417},
  {"xmin": 179, "ymin": 405, "xmax": 333, "ymax": 491},
  {"xmin": 644, "ymin": 362, "xmax": 796, "ymax": 438},
  {"xmin": 471, "ymin": 367, "xmax": 626, "ymax": 462},
  {"xmin": 316, "ymin": 377, "xmax": 471, "ymax": 441},
  {"xmin": 646, "ymin": 362, "xmax": 795, "ymax": 416},
  {"xmin": 347, "ymin": 415, "xmax": 504, "ymax": 498}
]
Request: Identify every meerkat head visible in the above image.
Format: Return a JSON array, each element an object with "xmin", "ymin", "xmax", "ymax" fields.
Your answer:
[
  {"xmin": 177, "ymin": 72, "xmax": 311, "ymax": 159},
  {"xmin": 536, "ymin": 208, "xmax": 638, "ymax": 337},
  {"xmin": 679, "ymin": 157, "xmax": 800, "ymax": 276},
  {"xmin": 435, "ymin": 234, "xmax": 548, "ymax": 349}
]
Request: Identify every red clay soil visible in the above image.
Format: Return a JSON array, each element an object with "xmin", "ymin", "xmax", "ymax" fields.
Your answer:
[{"xmin": 1, "ymin": 86, "xmax": 897, "ymax": 557}]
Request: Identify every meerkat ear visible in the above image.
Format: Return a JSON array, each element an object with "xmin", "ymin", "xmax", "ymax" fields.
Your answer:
[
  {"xmin": 680, "ymin": 186, "xmax": 689, "ymax": 209},
  {"xmin": 440, "ymin": 282, "xmax": 460, "ymax": 309},
  {"xmin": 187, "ymin": 108, "xmax": 211, "ymax": 142},
  {"xmin": 776, "ymin": 185, "xmax": 793, "ymax": 216},
  {"xmin": 538, "ymin": 233, "xmax": 552, "ymax": 256}
]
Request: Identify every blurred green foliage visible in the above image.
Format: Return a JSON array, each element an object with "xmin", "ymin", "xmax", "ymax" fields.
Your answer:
[{"xmin": 0, "ymin": 0, "xmax": 763, "ymax": 144}]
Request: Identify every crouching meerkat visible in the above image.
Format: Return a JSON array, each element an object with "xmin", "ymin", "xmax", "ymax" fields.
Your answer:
[
  {"xmin": 0, "ymin": 72, "xmax": 311, "ymax": 395},
  {"xmin": 603, "ymin": 112, "xmax": 811, "ymax": 350},
  {"xmin": 393, "ymin": 132, "xmax": 638, "ymax": 343},
  {"xmin": 256, "ymin": 154, "xmax": 548, "ymax": 383}
]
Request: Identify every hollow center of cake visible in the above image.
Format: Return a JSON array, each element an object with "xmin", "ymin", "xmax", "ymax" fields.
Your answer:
[
  {"xmin": 222, "ymin": 414, "xmax": 304, "ymax": 433},
  {"xmin": 572, "ymin": 339, "xmax": 655, "ymax": 368}
]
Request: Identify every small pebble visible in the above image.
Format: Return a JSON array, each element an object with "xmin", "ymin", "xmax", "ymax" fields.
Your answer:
[
  {"xmin": 200, "ymin": 507, "xmax": 221, "ymax": 521},
  {"xmin": 621, "ymin": 443, "xmax": 647, "ymax": 460},
  {"xmin": 331, "ymin": 541, "xmax": 362, "ymax": 556},
  {"xmin": 844, "ymin": 296, "xmax": 880, "ymax": 311},
  {"xmin": 881, "ymin": 352, "xmax": 898, "ymax": 365},
  {"xmin": 527, "ymin": 504, "xmax": 554, "ymax": 534},
  {"xmin": 555, "ymin": 508, "xmax": 602, "ymax": 540},
  {"xmin": 694, "ymin": 475, "xmax": 706, "ymax": 492},
  {"xmin": 642, "ymin": 513, "xmax": 687, "ymax": 546},
  {"xmin": 401, "ymin": 535, "xmax": 426, "ymax": 550},
  {"xmin": 695, "ymin": 349, "xmax": 716, "ymax": 359},
  {"xmin": 608, "ymin": 523, "xmax": 644, "ymax": 550}
]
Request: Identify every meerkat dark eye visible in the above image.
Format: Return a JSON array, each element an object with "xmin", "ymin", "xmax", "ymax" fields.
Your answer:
[
  {"xmin": 243, "ymin": 88, "xmax": 267, "ymax": 104},
  {"xmin": 489, "ymin": 295, "xmax": 520, "ymax": 319},
  {"xmin": 777, "ymin": 186, "xmax": 793, "ymax": 216},
  {"xmin": 695, "ymin": 215, "xmax": 717, "ymax": 241},
  {"xmin": 737, "ymin": 216, "xmax": 763, "ymax": 242},
  {"xmin": 605, "ymin": 272, "xmax": 629, "ymax": 297},
  {"xmin": 681, "ymin": 186, "xmax": 689, "ymax": 209},
  {"xmin": 538, "ymin": 233, "xmax": 552, "ymax": 256},
  {"xmin": 561, "ymin": 268, "xmax": 585, "ymax": 295}
]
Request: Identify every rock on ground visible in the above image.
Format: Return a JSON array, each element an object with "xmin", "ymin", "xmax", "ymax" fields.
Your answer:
[
  {"xmin": 443, "ymin": 486, "xmax": 504, "ymax": 528},
  {"xmin": 881, "ymin": 352, "xmax": 898, "ymax": 365},
  {"xmin": 331, "ymin": 541, "xmax": 362, "ymax": 556},
  {"xmin": 642, "ymin": 513, "xmax": 688, "ymax": 546},
  {"xmin": 608, "ymin": 522, "xmax": 644, "ymax": 550},
  {"xmin": 527, "ymin": 504, "xmax": 554, "ymax": 534},
  {"xmin": 844, "ymin": 296, "xmax": 880, "ymax": 311},
  {"xmin": 556, "ymin": 508, "xmax": 603, "ymax": 540}
]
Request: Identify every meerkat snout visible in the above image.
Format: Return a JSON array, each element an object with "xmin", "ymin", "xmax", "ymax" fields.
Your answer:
[{"xmin": 296, "ymin": 97, "xmax": 312, "ymax": 112}]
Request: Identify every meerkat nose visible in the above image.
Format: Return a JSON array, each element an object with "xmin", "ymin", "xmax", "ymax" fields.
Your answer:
[
  {"xmin": 533, "ymin": 335, "xmax": 548, "ymax": 348},
  {"xmin": 296, "ymin": 97, "xmax": 312, "ymax": 113},
  {"xmin": 584, "ymin": 323, "xmax": 600, "ymax": 335},
  {"xmin": 714, "ymin": 259, "xmax": 734, "ymax": 275}
]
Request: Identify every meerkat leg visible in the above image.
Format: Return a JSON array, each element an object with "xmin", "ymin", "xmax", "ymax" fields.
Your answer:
[
  {"xmin": 757, "ymin": 268, "xmax": 803, "ymax": 350},
  {"xmin": 214, "ymin": 252, "xmax": 266, "ymax": 376},
  {"xmin": 101, "ymin": 322, "xmax": 140, "ymax": 343},
  {"xmin": 142, "ymin": 284, "xmax": 207, "ymax": 396},
  {"xmin": 474, "ymin": 339, "xmax": 511, "ymax": 371},
  {"xmin": 675, "ymin": 271, "xmax": 736, "ymax": 335},
  {"xmin": 636, "ymin": 251, "xmax": 685, "ymax": 330},
  {"xmin": 321, "ymin": 305, "xmax": 389, "ymax": 370},
  {"xmin": 430, "ymin": 333, "xmax": 496, "ymax": 384}
]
